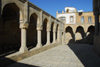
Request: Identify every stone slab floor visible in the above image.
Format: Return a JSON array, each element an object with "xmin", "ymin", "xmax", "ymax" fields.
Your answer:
[{"xmin": 8, "ymin": 44, "xmax": 100, "ymax": 67}]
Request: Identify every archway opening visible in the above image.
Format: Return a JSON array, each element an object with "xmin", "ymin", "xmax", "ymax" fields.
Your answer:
[
  {"xmin": 1, "ymin": 3, "xmax": 20, "ymax": 56},
  {"xmin": 76, "ymin": 26, "xmax": 85, "ymax": 38},
  {"xmin": 56, "ymin": 24, "xmax": 59, "ymax": 40},
  {"xmin": 75, "ymin": 26, "xmax": 86, "ymax": 43},
  {"xmin": 50, "ymin": 22, "xmax": 54, "ymax": 43},
  {"xmin": 86, "ymin": 25, "xmax": 95, "ymax": 44},
  {"xmin": 42, "ymin": 19, "xmax": 48, "ymax": 46},
  {"xmin": 27, "ymin": 13, "xmax": 37, "ymax": 50},
  {"xmin": 65, "ymin": 26, "xmax": 74, "ymax": 44}
]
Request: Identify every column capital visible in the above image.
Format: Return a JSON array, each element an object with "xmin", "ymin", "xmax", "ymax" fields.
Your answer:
[
  {"xmin": 20, "ymin": 22, "xmax": 29, "ymax": 29},
  {"xmin": 37, "ymin": 24, "xmax": 42, "ymax": 31},
  {"xmin": 47, "ymin": 28, "xmax": 51, "ymax": 32}
]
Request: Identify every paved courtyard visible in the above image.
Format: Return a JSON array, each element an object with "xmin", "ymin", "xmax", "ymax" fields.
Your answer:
[{"xmin": 8, "ymin": 44, "xmax": 100, "ymax": 67}]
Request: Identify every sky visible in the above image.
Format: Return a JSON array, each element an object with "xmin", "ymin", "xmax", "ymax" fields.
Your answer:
[{"xmin": 29, "ymin": 0, "xmax": 93, "ymax": 17}]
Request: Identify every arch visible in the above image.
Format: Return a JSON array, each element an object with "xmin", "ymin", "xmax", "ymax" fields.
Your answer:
[
  {"xmin": 42, "ymin": 18, "xmax": 48, "ymax": 45},
  {"xmin": 65, "ymin": 26, "xmax": 74, "ymax": 38},
  {"xmin": 27, "ymin": 13, "xmax": 38, "ymax": 50},
  {"xmin": 86, "ymin": 25, "xmax": 95, "ymax": 44},
  {"xmin": 0, "ymin": 3, "xmax": 20, "ymax": 56},
  {"xmin": 56, "ymin": 24, "xmax": 59, "ymax": 40},
  {"xmin": 87, "ymin": 25, "xmax": 95, "ymax": 33},
  {"xmin": 50, "ymin": 22, "xmax": 54, "ymax": 43},
  {"xmin": 76, "ymin": 26, "xmax": 86, "ymax": 38},
  {"xmin": 2, "ymin": 0, "xmax": 23, "ymax": 13},
  {"xmin": 65, "ymin": 26, "xmax": 75, "ymax": 44}
]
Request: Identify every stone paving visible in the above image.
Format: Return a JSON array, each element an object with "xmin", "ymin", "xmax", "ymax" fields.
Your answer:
[{"xmin": 8, "ymin": 44, "xmax": 100, "ymax": 67}]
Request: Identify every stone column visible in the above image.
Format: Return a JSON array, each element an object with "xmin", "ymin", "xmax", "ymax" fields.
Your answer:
[
  {"xmin": 57, "ymin": 30, "xmax": 61, "ymax": 43},
  {"xmin": 19, "ymin": 28, "xmax": 28, "ymax": 53},
  {"xmin": 36, "ymin": 30, "xmax": 42, "ymax": 48},
  {"xmin": 53, "ymin": 31, "xmax": 56, "ymax": 43},
  {"xmin": 46, "ymin": 31, "xmax": 50, "ymax": 45},
  {"xmin": 62, "ymin": 32, "xmax": 65, "ymax": 45}
]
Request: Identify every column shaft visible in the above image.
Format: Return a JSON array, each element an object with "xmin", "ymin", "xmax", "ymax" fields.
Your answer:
[
  {"xmin": 19, "ymin": 28, "xmax": 28, "ymax": 53},
  {"xmin": 53, "ymin": 32, "xmax": 56, "ymax": 43},
  {"xmin": 46, "ymin": 31, "xmax": 50, "ymax": 45},
  {"xmin": 36, "ymin": 30, "xmax": 42, "ymax": 48}
]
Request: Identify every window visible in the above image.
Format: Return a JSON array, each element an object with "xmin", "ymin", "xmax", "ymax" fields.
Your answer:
[
  {"xmin": 88, "ymin": 16, "xmax": 92, "ymax": 23},
  {"xmin": 81, "ymin": 16, "xmax": 84, "ymax": 23},
  {"xmin": 70, "ymin": 16, "xmax": 74, "ymax": 23},
  {"xmin": 66, "ymin": 9, "xmax": 69, "ymax": 13},
  {"xmin": 59, "ymin": 16, "xmax": 66, "ymax": 22}
]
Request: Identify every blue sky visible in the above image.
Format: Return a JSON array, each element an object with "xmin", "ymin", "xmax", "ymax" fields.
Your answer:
[{"xmin": 29, "ymin": 0, "xmax": 93, "ymax": 17}]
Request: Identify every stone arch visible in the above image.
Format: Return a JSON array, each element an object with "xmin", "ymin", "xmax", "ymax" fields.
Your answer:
[
  {"xmin": 50, "ymin": 22, "xmax": 54, "ymax": 43},
  {"xmin": 27, "ymin": 13, "xmax": 38, "ymax": 50},
  {"xmin": 2, "ymin": 0, "xmax": 24, "ymax": 14},
  {"xmin": 76, "ymin": 26, "xmax": 86, "ymax": 39},
  {"xmin": 86, "ymin": 25, "xmax": 95, "ymax": 44},
  {"xmin": 0, "ymin": 3, "xmax": 21, "ymax": 56},
  {"xmin": 65, "ymin": 26, "xmax": 74, "ymax": 38},
  {"xmin": 75, "ymin": 26, "xmax": 86, "ymax": 43},
  {"xmin": 87, "ymin": 25, "xmax": 95, "ymax": 33},
  {"xmin": 65, "ymin": 26, "xmax": 75, "ymax": 44},
  {"xmin": 42, "ymin": 18, "xmax": 48, "ymax": 45}
]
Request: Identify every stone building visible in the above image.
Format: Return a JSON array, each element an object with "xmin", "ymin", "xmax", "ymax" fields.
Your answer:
[
  {"xmin": 56, "ymin": 7, "xmax": 95, "ymax": 44},
  {"xmin": 93, "ymin": 0, "xmax": 100, "ymax": 55},
  {"xmin": 0, "ymin": 0, "xmax": 64, "ymax": 56},
  {"xmin": 0, "ymin": 0, "xmax": 99, "ymax": 60}
]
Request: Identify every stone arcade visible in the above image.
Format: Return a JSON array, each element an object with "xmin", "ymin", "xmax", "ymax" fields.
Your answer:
[
  {"xmin": 0, "ymin": 0, "xmax": 100, "ymax": 60},
  {"xmin": 0, "ymin": 0, "xmax": 64, "ymax": 55}
]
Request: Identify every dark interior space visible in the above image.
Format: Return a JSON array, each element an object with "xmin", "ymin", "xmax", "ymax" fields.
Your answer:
[
  {"xmin": 56, "ymin": 24, "xmax": 59, "ymax": 40},
  {"xmin": 50, "ymin": 22, "xmax": 54, "ymax": 43},
  {"xmin": 27, "ymin": 13, "xmax": 37, "ymax": 50},
  {"xmin": 0, "ymin": 3, "xmax": 21, "ymax": 57},
  {"xmin": 42, "ymin": 18, "xmax": 48, "ymax": 46}
]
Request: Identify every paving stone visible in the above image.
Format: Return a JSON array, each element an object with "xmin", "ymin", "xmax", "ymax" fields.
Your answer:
[{"xmin": 8, "ymin": 44, "xmax": 100, "ymax": 67}]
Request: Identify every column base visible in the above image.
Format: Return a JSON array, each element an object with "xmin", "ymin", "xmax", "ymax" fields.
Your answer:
[
  {"xmin": 19, "ymin": 47, "xmax": 28, "ymax": 53},
  {"xmin": 36, "ymin": 44, "xmax": 42, "ymax": 48},
  {"xmin": 46, "ymin": 43, "xmax": 51, "ymax": 46}
]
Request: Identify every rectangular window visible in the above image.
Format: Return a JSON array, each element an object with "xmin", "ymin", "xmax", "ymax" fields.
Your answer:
[
  {"xmin": 59, "ymin": 16, "xmax": 66, "ymax": 22},
  {"xmin": 88, "ymin": 16, "xmax": 92, "ymax": 23},
  {"xmin": 81, "ymin": 16, "xmax": 84, "ymax": 23},
  {"xmin": 70, "ymin": 16, "xmax": 74, "ymax": 23}
]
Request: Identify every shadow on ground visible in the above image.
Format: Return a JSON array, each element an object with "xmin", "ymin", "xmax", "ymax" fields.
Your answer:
[
  {"xmin": 0, "ymin": 57, "xmax": 39, "ymax": 67},
  {"xmin": 67, "ymin": 43, "xmax": 100, "ymax": 67}
]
